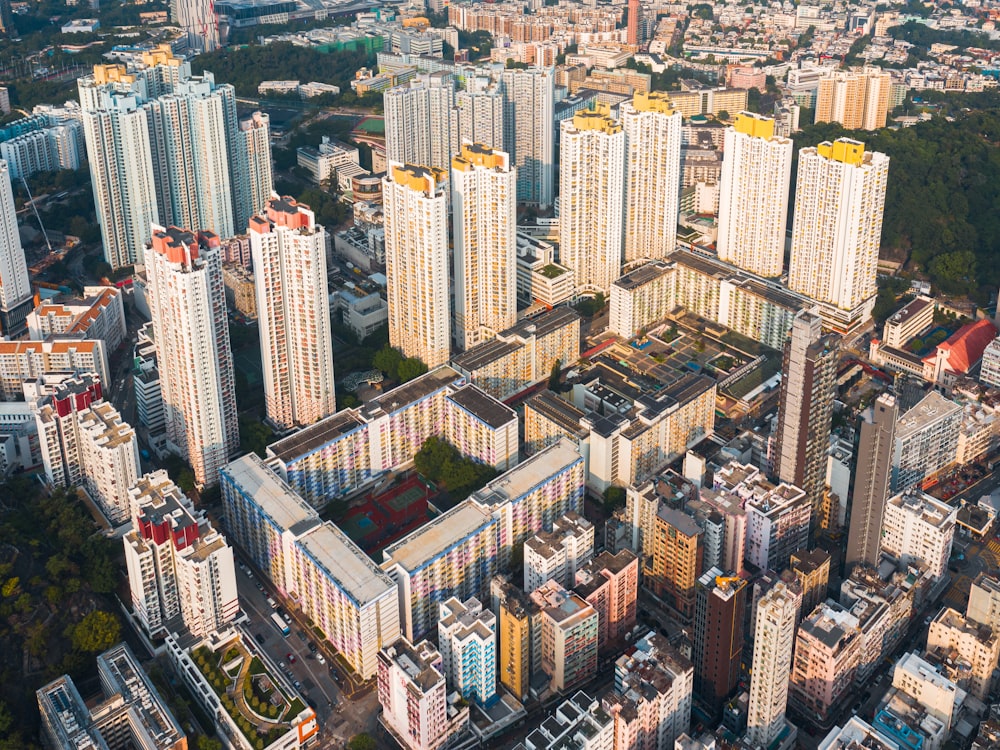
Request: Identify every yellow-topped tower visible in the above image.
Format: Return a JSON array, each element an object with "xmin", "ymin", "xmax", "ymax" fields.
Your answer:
[
  {"xmin": 817, "ymin": 138, "xmax": 865, "ymax": 166},
  {"xmin": 391, "ymin": 163, "xmax": 448, "ymax": 195},
  {"xmin": 631, "ymin": 90, "xmax": 675, "ymax": 115},
  {"xmin": 572, "ymin": 104, "xmax": 622, "ymax": 135},
  {"xmin": 717, "ymin": 111, "xmax": 792, "ymax": 277},
  {"xmin": 452, "ymin": 142, "xmax": 509, "ymax": 173},
  {"xmin": 92, "ymin": 64, "xmax": 135, "ymax": 86}
]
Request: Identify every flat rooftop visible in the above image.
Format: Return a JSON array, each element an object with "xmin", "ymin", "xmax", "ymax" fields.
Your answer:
[
  {"xmin": 525, "ymin": 391, "xmax": 588, "ymax": 436},
  {"xmin": 267, "ymin": 409, "xmax": 368, "ymax": 464},
  {"xmin": 503, "ymin": 307, "xmax": 580, "ymax": 340},
  {"xmin": 451, "ymin": 337, "xmax": 522, "ymax": 373},
  {"xmin": 221, "ymin": 454, "xmax": 318, "ymax": 534},
  {"xmin": 471, "ymin": 437, "xmax": 582, "ymax": 508},
  {"xmin": 381, "ymin": 501, "xmax": 495, "ymax": 573},
  {"xmin": 296, "ymin": 522, "xmax": 397, "ymax": 606},
  {"xmin": 446, "ymin": 384, "xmax": 516, "ymax": 429},
  {"xmin": 613, "ymin": 261, "xmax": 672, "ymax": 291},
  {"xmin": 896, "ymin": 391, "xmax": 961, "ymax": 441},
  {"xmin": 364, "ymin": 366, "xmax": 463, "ymax": 418}
]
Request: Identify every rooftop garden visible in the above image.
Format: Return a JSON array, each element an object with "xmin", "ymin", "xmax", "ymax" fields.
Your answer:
[
  {"xmin": 192, "ymin": 642, "xmax": 306, "ymax": 750},
  {"xmin": 540, "ymin": 264, "xmax": 567, "ymax": 279}
]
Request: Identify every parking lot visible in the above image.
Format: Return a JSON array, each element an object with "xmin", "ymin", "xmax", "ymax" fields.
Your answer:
[{"xmin": 233, "ymin": 559, "xmax": 381, "ymax": 747}]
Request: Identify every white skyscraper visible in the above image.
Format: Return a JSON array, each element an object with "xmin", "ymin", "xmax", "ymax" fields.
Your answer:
[
  {"xmin": 501, "ymin": 67, "xmax": 555, "ymax": 207},
  {"xmin": 747, "ymin": 580, "xmax": 799, "ymax": 748},
  {"xmin": 0, "ymin": 159, "xmax": 32, "ymax": 337},
  {"xmin": 619, "ymin": 92, "xmax": 682, "ymax": 265},
  {"xmin": 451, "ymin": 144, "xmax": 517, "ymax": 351},
  {"xmin": 384, "ymin": 74, "xmax": 458, "ymax": 173},
  {"xmin": 250, "ymin": 196, "xmax": 336, "ymax": 431},
  {"xmin": 79, "ymin": 67, "xmax": 159, "ymax": 269},
  {"xmin": 456, "ymin": 76, "xmax": 505, "ymax": 152},
  {"xmin": 145, "ymin": 225, "xmax": 238, "ymax": 487},
  {"xmin": 788, "ymin": 138, "xmax": 889, "ymax": 332},
  {"xmin": 79, "ymin": 51, "xmax": 272, "ymax": 270},
  {"xmin": 147, "ymin": 74, "xmax": 237, "ymax": 240},
  {"xmin": 383, "ymin": 163, "xmax": 451, "ymax": 368},
  {"xmin": 559, "ymin": 105, "xmax": 625, "ymax": 295},
  {"xmin": 234, "ymin": 111, "xmax": 273, "ymax": 233},
  {"xmin": 124, "ymin": 470, "xmax": 239, "ymax": 638},
  {"xmin": 717, "ymin": 112, "xmax": 793, "ymax": 278}
]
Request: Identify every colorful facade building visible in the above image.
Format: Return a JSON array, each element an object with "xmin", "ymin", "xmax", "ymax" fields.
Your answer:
[{"xmin": 530, "ymin": 579, "xmax": 599, "ymax": 693}]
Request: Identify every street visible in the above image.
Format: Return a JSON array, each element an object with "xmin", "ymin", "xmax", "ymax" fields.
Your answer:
[{"xmin": 232, "ymin": 556, "xmax": 382, "ymax": 748}]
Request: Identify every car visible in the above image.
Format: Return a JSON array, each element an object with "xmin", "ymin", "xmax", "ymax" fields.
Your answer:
[
  {"xmin": 255, "ymin": 633, "xmax": 265, "ymax": 644},
  {"xmin": 279, "ymin": 662, "xmax": 286, "ymax": 670},
  {"xmin": 282, "ymin": 613, "xmax": 291, "ymax": 624},
  {"xmin": 246, "ymin": 570, "xmax": 253, "ymax": 579},
  {"xmin": 256, "ymin": 582, "xmax": 264, "ymax": 592},
  {"xmin": 308, "ymin": 643, "xmax": 318, "ymax": 653},
  {"xmin": 287, "ymin": 653, "xmax": 296, "ymax": 663},
  {"xmin": 317, "ymin": 654, "xmax": 326, "ymax": 665},
  {"xmin": 294, "ymin": 680, "xmax": 302, "ymax": 689}
]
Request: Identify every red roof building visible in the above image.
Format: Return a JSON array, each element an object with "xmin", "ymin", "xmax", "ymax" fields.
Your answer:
[{"xmin": 923, "ymin": 318, "xmax": 998, "ymax": 387}]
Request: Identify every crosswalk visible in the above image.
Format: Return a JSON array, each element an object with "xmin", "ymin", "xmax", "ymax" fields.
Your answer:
[{"xmin": 987, "ymin": 539, "xmax": 1000, "ymax": 560}]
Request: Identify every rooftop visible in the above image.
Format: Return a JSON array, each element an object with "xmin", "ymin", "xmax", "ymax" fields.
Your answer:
[
  {"xmin": 896, "ymin": 391, "xmax": 962, "ymax": 440},
  {"xmin": 295, "ymin": 522, "xmax": 397, "ymax": 607},
  {"xmin": 220, "ymin": 454, "xmax": 317, "ymax": 535},
  {"xmin": 381, "ymin": 501, "xmax": 495, "ymax": 574},
  {"xmin": 525, "ymin": 392, "xmax": 588, "ymax": 436},
  {"xmin": 613, "ymin": 260, "xmax": 672, "ymax": 292},
  {"xmin": 470, "ymin": 437, "xmax": 582, "ymax": 509},
  {"xmin": 446, "ymin": 384, "xmax": 516, "ymax": 429},
  {"xmin": 267, "ymin": 409, "xmax": 368, "ymax": 463}
]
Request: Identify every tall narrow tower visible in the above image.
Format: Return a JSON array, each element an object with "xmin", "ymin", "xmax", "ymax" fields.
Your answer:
[
  {"xmin": 451, "ymin": 144, "xmax": 517, "ymax": 351},
  {"xmin": 145, "ymin": 225, "xmax": 238, "ymax": 487},
  {"xmin": 846, "ymin": 393, "xmax": 898, "ymax": 570},
  {"xmin": 619, "ymin": 92, "xmax": 682, "ymax": 265},
  {"xmin": 788, "ymin": 138, "xmax": 889, "ymax": 332},
  {"xmin": 772, "ymin": 310, "xmax": 840, "ymax": 531},
  {"xmin": 500, "ymin": 67, "xmax": 555, "ymax": 208},
  {"xmin": 559, "ymin": 105, "xmax": 625, "ymax": 295},
  {"xmin": 383, "ymin": 163, "xmax": 451, "ymax": 368},
  {"xmin": 693, "ymin": 568, "xmax": 747, "ymax": 712},
  {"xmin": 717, "ymin": 112, "xmax": 793, "ymax": 278},
  {"xmin": 250, "ymin": 196, "xmax": 335, "ymax": 432},
  {"xmin": 746, "ymin": 581, "xmax": 799, "ymax": 749},
  {"xmin": 0, "ymin": 159, "xmax": 33, "ymax": 337},
  {"xmin": 627, "ymin": 0, "xmax": 640, "ymax": 47}
]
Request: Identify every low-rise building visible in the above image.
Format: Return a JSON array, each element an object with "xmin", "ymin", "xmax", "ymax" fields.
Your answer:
[
  {"xmin": 512, "ymin": 691, "xmax": 614, "ymax": 750},
  {"xmin": 221, "ymin": 263, "xmax": 257, "ymax": 320},
  {"xmin": 516, "ymin": 233, "xmax": 575, "ymax": 308},
  {"xmin": 27, "ymin": 286, "xmax": 126, "ymax": 352}
]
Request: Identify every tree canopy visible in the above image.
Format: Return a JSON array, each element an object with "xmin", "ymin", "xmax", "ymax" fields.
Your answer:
[{"xmin": 414, "ymin": 436, "xmax": 498, "ymax": 503}]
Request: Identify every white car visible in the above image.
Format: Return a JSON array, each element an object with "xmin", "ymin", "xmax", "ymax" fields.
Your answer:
[{"xmin": 317, "ymin": 654, "xmax": 326, "ymax": 665}]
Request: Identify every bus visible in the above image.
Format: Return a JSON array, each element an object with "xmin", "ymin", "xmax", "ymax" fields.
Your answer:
[{"xmin": 270, "ymin": 612, "xmax": 290, "ymax": 636}]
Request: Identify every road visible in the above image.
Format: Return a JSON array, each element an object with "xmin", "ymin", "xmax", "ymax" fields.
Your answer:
[{"xmin": 233, "ymin": 557, "xmax": 382, "ymax": 748}]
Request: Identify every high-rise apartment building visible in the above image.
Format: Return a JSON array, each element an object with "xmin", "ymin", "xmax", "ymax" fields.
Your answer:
[
  {"xmin": 573, "ymin": 549, "xmax": 638, "ymax": 650},
  {"xmin": 500, "ymin": 67, "xmax": 555, "ymax": 207},
  {"xmin": 968, "ymin": 573, "xmax": 1000, "ymax": 632},
  {"xmin": 559, "ymin": 105, "xmax": 625, "ymax": 295},
  {"xmin": 221, "ymin": 454, "xmax": 401, "ymax": 680},
  {"xmin": 438, "ymin": 597, "xmax": 498, "ymax": 706},
  {"xmin": 772, "ymin": 310, "xmax": 840, "ymax": 530},
  {"xmin": 926, "ymin": 608, "xmax": 1000, "ymax": 702},
  {"xmin": 815, "ymin": 69, "xmax": 891, "ymax": 131},
  {"xmin": 0, "ymin": 159, "xmax": 33, "ymax": 337},
  {"xmin": 492, "ymin": 576, "xmax": 543, "ymax": 702},
  {"xmin": 746, "ymin": 581, "xmax": 799, "ymax": 749},
  {"xmin": 847, "ymin": 393, "xmax": 898, "ymax": 570},
  {"xmin": 788, "ymin": 139, "xmax": 889, "ymax": 332},
  {"xmin": 693, "ymin": 568, "xmax": 746, "ymax": 709},
  {"xmin": 891, "ymin": 391, "xmax": 961, "ymax": 492},
  {"xmin": 384, "ymin": 74, "xmax": 458, "ymax": 173},
  {"xmin": 790, "ymin": 602, "xmax": 862, "ymax": 723},
  {"xmin": 123, "ymin": 470, "xmax": 239, "ymax": 638},
  {"xmin": 524, "ymin": 511, "xmax": 594, "ymax": 593},
  {"xmin": 35, "ymin": 373, "xmax": 140, "ymax": 525},
  {"xmin": 790, "ymin": 549, "xmax": 831, "ymax": 616},
  {"xmin": 145, "ymin": 225, "xmax": 238, "ymax": 487},
  {"xmin": 456, "ymin": 76, "xmax": 504, "ymax": 151},
  {"xmin": 880, "ymin": 489, "xmax": 956, "ymax": 581},
  {"xmin": 530, "ymin": 579, "xmax": 599, "ymax": 692},
  {"xmin": 451, "ymin": 144, "xmax": 517, "ymax": 350},
  {"xmin": 650, "ymin": 505, "xmax": 704, "ymax": 621},
  {"xmin": 619, "ymin": 92, "xmax": 682, "ymax": 265},
  {"xmin": 79, "ymin": 51, "xmax": 272, "ymax": 270},
  {"xmin": 716, "ymin": 112, "xmax": 793, "ymax": 278},
  {"xmin": 79, "ymin": 67, "xmax": 159, "ymax": 269},
  {"xmin": 250, "ymin": 196, "xmax": 335, "ymax": 431},
  {"xmin": 383, "ymin": 163, "xmax": 451, "ymax": 368},
  {"xmin": 378, "ymin": 638, "xmax": 470, "ymax": 750}
]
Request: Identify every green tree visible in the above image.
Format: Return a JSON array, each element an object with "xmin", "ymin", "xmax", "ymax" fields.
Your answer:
[
  {"xmin": 194, "ymin": 736, "xmax": 224, "ymax": 750},
  {"xmin": 603, "ymin": 486, "xmax": 627, "ymax": 515},
  {"xmin": 71, "ymin": 610, "xmax": 121, "ymax": 653},
  {"xmin": 398, "ymin": 357, "xmax": 428, "ymax": 383},
  {"xmin": 347, "ymin": 734, "xmax": 377, "ymax": 750},
  {"xmin": 240, "ymin": 416, "xmax": 274, "ymax": 458},
  {"xmin": 373, "ymin": 345, "xmax": 403, "ymax": 380},
  {"xmin": 549, "ymin": 358, "xmax": 562, "ymax": 391}
]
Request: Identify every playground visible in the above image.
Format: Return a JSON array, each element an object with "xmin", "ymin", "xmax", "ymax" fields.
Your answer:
[{"xmin": 339, "ymin": 475, "xmax": 435, "ymax": 556}]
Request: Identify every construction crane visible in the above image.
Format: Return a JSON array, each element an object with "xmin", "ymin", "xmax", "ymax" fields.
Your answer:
[
  {"xmin": 20, "ymin": 176, "xmax": 53, "ymax": 254},
  {"xmin": 715, "ymin": 576, "xmax": 742, "ymax": 590}
]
